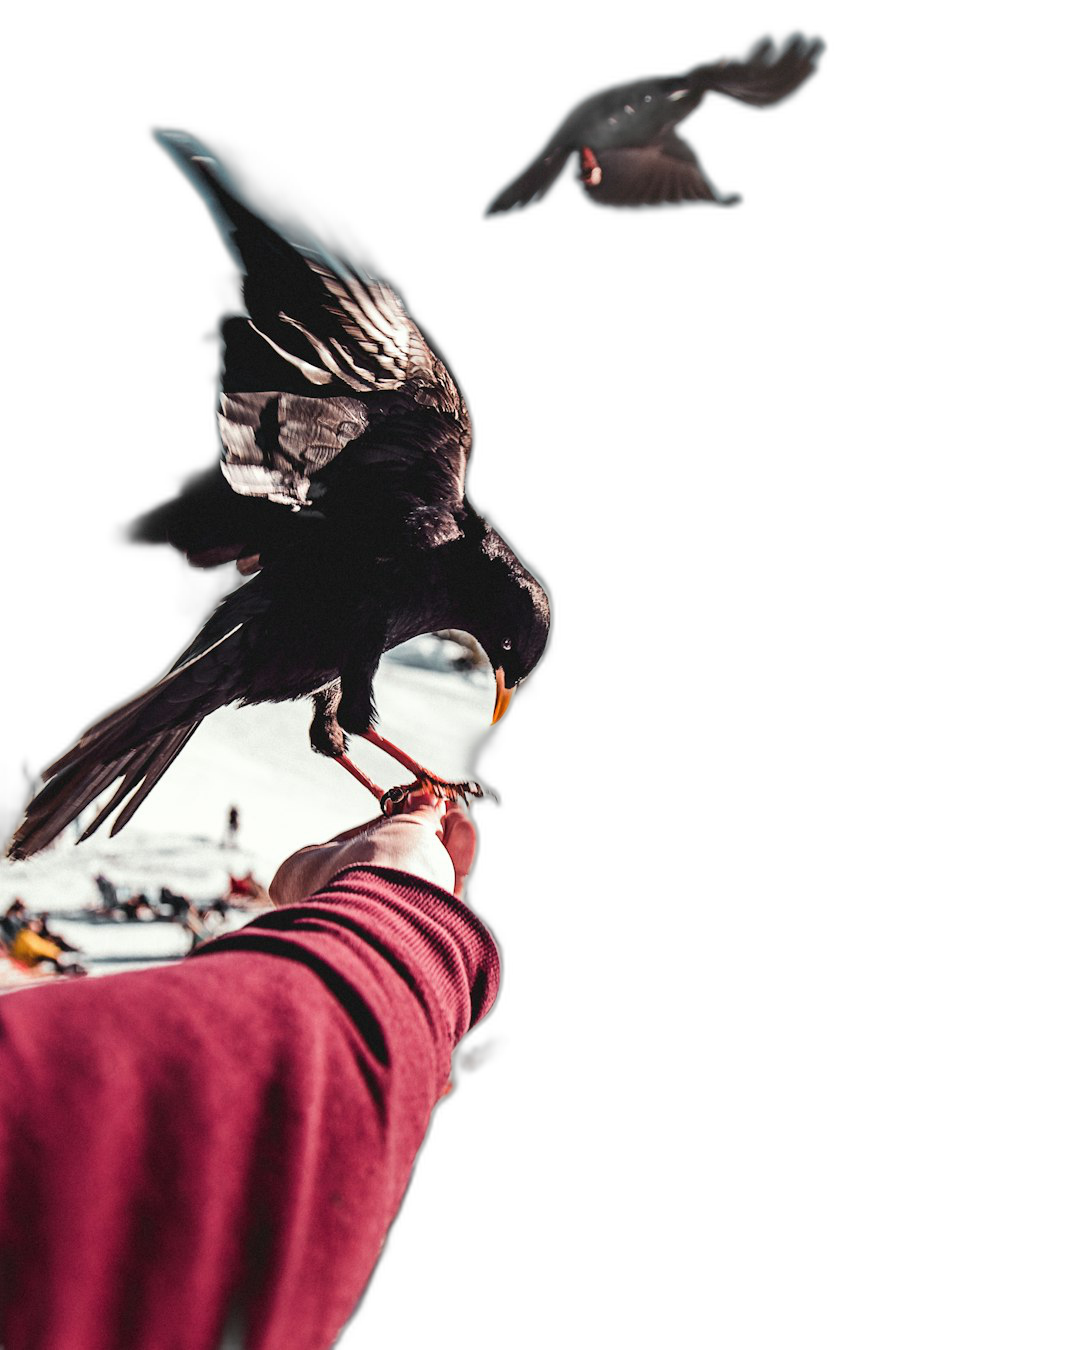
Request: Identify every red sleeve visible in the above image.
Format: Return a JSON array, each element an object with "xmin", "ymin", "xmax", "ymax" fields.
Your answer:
[{"xmin": 0, "ymin": 866, "xmax": 499, "ymax": 1350}]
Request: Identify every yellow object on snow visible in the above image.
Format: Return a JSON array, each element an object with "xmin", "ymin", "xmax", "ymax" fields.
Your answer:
[{"xmin": 9, "ymin": 928, "xmax": 63, "ymax": 969}]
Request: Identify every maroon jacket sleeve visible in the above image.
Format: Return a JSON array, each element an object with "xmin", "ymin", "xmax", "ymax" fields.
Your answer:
[{"xmin": 0, "ymin": 866, "xmax": 499, "ymax": 1350}]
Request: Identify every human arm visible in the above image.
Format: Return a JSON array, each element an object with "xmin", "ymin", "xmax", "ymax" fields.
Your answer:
[{"xmin": 0, "ymin": 795, "xmax": 495, "ymax": 1350}]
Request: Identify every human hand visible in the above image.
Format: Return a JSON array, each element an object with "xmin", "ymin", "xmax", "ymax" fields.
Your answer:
[{"xmin": 269, "ymin": 793, "xmax": 478, "ymax": 908}]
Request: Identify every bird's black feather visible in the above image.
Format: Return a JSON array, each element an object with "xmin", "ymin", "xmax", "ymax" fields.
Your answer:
[
  {"xmin": 8, "ymin": 133, "xmax": 549, "ymax": 859},
  {"xmin": 486, "ymin": 33, "xmax": 824, "ymax": 213}
]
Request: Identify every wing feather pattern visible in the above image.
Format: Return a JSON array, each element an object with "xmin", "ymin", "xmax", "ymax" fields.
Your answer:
[
  {"xmin": 153, "ymin": 130, "xmax": 469, "ymax": 518},
  {"xmin": 691, "ymin": 34, "xmax": 824, "ymax": 106},
  {"xmin": 584, "ymin": 134, "xmax": 728, "ymax": 207}
]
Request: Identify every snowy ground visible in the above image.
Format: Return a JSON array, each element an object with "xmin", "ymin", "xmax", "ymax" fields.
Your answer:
[{"xmin": 2, "ymin": 647, "xmax": 493, "ymax": 979}]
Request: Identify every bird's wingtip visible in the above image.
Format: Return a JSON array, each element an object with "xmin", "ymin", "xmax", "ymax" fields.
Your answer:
[
  {"xmin": 486, "ymin": 190, "xmax": 534, "ymax": 216},
  {"xmin": 151, "ymin": 128, "xmax": 253, "ymax": 264},
  {"xmin": 152, "ymin": 128, "xmax": 214, "ymax": 162},
  {"xmin": 782, "ymin": 33, "xmax": 825, "ymax": 59}
]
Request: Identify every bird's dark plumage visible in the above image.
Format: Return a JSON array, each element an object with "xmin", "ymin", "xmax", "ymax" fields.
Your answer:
[
  {"xmin": 486, "ymin": 34, "xmax": 823, "ymax": 213},
  {"xmin": 8, "ymin": 131, "xmax": 549, "ymax": 860}
]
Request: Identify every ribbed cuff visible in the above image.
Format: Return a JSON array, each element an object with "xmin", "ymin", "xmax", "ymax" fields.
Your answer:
[{"xmin": 191, "ymin": 867, "xmax": 500, "ymax": 1046}]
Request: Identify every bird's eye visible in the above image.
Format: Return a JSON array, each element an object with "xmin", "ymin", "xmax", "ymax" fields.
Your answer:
[{"xmin": 501, "ymin": 638, "xmax": 513, "ymax": 652}]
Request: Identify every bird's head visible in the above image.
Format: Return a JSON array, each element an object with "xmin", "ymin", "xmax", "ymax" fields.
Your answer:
[{"xmin": 461, "ymin": 523, "xmax": 550, "ymax": 724}]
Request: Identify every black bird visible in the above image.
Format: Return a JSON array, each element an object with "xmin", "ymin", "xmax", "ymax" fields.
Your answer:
[
  {"xmin": 8, "ymin": 131, "xmax": 549, "ymax": 861},
  {"xmin": 487, "ymin": 34, "xmax": 823, "ymax": 213}
]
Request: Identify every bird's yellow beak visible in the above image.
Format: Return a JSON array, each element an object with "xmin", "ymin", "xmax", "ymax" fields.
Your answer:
[{"xmin": 492, "ymin": 667, "xmax": 514, "ymax": 724}]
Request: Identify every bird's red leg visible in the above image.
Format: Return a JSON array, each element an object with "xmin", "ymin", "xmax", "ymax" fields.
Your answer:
[
  {"xmin": 360, "ymin": 730, "xmax": 484, "ymax": 808},
  {"xmin": 360, "ymin": 730, "xmax": 434, "ymax": 782},
  {"xmin": 332, "ymin": 754, "xmax": 386, "ymax": 803}
]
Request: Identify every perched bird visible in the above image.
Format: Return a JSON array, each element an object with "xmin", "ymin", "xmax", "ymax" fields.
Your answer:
[
  {"xmin": 8, "ymin": 131, "xmax": 549, "ymax": 861},
  {"xmin": 487, "ymin": 34, "xmax": 823, "ymax": 213}
]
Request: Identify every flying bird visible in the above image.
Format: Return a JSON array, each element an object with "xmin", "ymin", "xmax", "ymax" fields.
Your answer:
[
  {"xmin": 487, "ymin": 34, "xmax": 824, "ymax": 213},
  {"xmin": 8, "ymin": 131, "xmax": 549, "ymax": 861}
]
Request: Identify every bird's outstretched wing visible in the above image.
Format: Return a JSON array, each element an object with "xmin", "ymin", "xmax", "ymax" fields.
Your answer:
[
  {"xmin": 486, "ymin": 145, "xmax": 573, "ymax": 214},
  {"xmin": 154, "ymin": 131, "xmax": 469, "ymax": 517},
  {"xmin": 691, "ymin": 34, "xmax": 824, "ymax": 106}
]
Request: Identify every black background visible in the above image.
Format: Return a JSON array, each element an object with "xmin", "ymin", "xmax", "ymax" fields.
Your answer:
[{"xmin": 2, "ymin": 7, "xmax": 869, "ymax": 1339}]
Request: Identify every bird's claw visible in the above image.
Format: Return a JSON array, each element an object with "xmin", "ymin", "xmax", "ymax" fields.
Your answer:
[{"xmin": 379, "ymin": 775, "xmax": 487, "ymax": 816}]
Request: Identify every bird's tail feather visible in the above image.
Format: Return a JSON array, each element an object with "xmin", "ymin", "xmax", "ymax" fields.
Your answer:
[
  {"xmin": 9, "ymin": 724, "xmax": 203, "ymax": 860},
  {"xmin": 91, "ymin": 725, "xmax": 201, "ymax": 838},
  {"xmin": 7, "ymin": 621, "xmax": 246, "ymax": 860},
  {"xmin": 487, "ymin": 146, "xmax": 573, "ymax": 214}
]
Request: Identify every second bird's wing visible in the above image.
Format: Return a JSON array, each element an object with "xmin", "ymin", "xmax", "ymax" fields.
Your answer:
[
  {"xmin": 582, "ymin": 134, "xmax": 727, "ymax": 207},
  {"xmin": 691, "ymin": 34, "xmax": 824, "ymax": 106},
  {"xmin": 486, "ymin": 144, "xmax": 573, "ymax": 214}
]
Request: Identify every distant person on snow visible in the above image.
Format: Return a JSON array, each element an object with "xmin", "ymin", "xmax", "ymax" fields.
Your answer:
[
  {"xmin": 119, "ymin": 892, "xmax": 155, "ymax": 922},
  {"xmin": 93, "ymin": 873, "xmax": 119, "ymax": 912},
  {"xmin": 7, "ymin": 917, "xmax": 84, "ymax": 976},
  {"xmin": 36, "ymin": 913, "xmax": 81, "ymax": 955},
  {"xmin": 0, "ymin": 899, "xmax": 28, "ymax": 947},
  {"xmin": 225, "ymin": 804, "xmax": 240, "ymax": 848},
  {"xmin": 159, "ymin": 886, "xmax": 191, "ymax": 919},
  {"xmin": 8, "ymin": 919, "xmax": 61, "ymax": 970}
]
